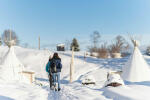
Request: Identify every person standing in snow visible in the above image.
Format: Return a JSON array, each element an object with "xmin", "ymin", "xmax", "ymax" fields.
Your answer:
[
  {"xmin": 46, "ymin": 53, "xmax": 62, "ymax": 91},
  {"xmin": 46, "ymin": 56, "xmax": 53, "ymax": 88}
]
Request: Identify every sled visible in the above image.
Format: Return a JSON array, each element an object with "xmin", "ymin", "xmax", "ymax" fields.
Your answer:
[{"xmin": 82, "ymin": 75, "xmax": 96, "ymax": 85}]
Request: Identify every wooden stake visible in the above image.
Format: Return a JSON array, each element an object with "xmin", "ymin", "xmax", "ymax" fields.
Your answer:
[
  {"xmin": 10, "ymin": 29, "xmax": 11, "ymax": 41},
  {"xmin": 70, "ymin": 46, "xmax": 74, "ymax": 83},
  {"xmin": 39, "ymin": 36, "xmax": 40, "ymax": 50}
]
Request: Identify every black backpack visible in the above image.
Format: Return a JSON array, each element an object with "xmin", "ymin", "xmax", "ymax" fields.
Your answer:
[
  {"xmin": 50, "ymin": 59, "xmax": 62, "ymax": 73},
  {"xmin": 50, "ymin": 60, "xmax": 57, "ymax": 73}
]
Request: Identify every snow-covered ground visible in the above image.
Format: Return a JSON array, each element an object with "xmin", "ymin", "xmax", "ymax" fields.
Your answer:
[{"xmin": 0, "ymin": 46, "xmax": 150, "ymax": 100}]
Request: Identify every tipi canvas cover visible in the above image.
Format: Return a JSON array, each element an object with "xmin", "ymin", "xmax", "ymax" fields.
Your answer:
[
  {"xmin": 0, "ymin": 46, "xmax": 25, "ymax": 81},
  {"xmin": 121, "ymin": 40, "xmax": 150, "ymax": 82}
]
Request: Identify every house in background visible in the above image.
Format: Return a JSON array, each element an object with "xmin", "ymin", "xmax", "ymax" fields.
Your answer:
[{"xmin": 57, "ymin": 44, "xmax": 65, "ymax": 51}]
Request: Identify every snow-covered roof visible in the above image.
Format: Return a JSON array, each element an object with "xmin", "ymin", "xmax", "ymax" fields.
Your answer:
[{"xmin": 57, "ymin": 44, "xmax": 65, "ymax": 47}]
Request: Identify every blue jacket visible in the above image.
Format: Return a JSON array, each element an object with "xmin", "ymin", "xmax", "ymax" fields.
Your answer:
[{"xmin": 46, "ymin": 61, "xmax": 51, "ymax": 73}]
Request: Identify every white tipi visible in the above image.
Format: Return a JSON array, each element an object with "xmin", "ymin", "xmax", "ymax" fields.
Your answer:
[
  {"xmin": 0, "ymin": 46, "xmax": 24, "ymax": 81},
  {"xmin": 121, "ymin": 39, "xmax": 150, "ymax": 82},
  {"xmin": 0, "ymin": 30, "xmax": 27, "ymax": 82}
]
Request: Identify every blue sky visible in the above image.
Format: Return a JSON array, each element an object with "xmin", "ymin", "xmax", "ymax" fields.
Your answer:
[{"xmin": 0, "ymin": 0, "xmax": 150, "ymax": 50}]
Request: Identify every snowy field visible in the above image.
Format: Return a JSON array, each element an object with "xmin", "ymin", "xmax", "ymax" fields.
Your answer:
[{"xmin": 0, "ymin": 46, "xmax": 150, "ymax": 100}]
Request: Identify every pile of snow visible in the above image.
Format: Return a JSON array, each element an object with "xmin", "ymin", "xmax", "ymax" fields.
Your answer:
[
  {"xmin": 103, "ymin": 85, "xmax": 150, "ymax": 100},
  {"xmin": 105, "ymin": 73, "xmax": 124, "ymax": 87},
  {"xmin": 81, "ymin": 75, "xmax": 96, "ymax": 85},
  {"xmin": 0, "ymin": 80, "xmax": 48, "ymax": 100}
]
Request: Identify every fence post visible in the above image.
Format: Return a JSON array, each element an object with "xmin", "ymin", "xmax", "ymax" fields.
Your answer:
[
  {"xmin": 38, "ymin": 36, "xmax": 40, "ymax": 50},
  {"xmin": 70, "ymin": 46, "xmax": 74, "ymax": 83}
]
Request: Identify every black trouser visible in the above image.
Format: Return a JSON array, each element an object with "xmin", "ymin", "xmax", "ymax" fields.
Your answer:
[{"xmin": 48, "ymin": 73, "xmax": 53, "ymax": 88}]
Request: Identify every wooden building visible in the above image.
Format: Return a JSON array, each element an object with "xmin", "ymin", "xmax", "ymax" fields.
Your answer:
[{"xmin": 57, "ymin": 44, "xmax": 65, "ymax": 51}]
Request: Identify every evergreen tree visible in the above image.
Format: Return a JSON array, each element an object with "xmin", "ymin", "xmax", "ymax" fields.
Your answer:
[{"xmin": 70, "ymin": 38, "xmax": 80, "ymax": 51}]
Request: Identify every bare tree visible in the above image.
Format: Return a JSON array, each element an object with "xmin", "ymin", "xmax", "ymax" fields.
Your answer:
[
  {"xmin": 109, "ymin": 35, "xmax": 129, "ymax": 53},
  {"xmin": 87, "ymin": 46, "xmax": 96, "ymax": 56},
  {"xmin": 91, "ymin": 31, "xmax": 101, "ymax": 50},
  {"xmin": 87, "ymin": 31, "xmax": 101, "ymax": 56},
  {"xmin": 2, "ymin": 29, "xmax": 19, "ymax": 46},
  {"xmin": 97, "ymin": 42, "xmax": 109, "ymax": 58}
]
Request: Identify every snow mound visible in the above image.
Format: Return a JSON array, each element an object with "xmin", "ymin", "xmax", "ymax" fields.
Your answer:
[
  {"xmin": 105, "ymin": 73, "xmax": 124, "ymax": 86},
  {"xmin": 103, "ymin": 85, "xmax": 150, "ymax": 100},
  {"xmin": 81, "ymin": 75, "xmax": 96, "ymax": 84}
]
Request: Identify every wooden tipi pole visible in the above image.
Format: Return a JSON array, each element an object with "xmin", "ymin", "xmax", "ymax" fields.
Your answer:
[{"xmin": 70, "ymin": 46, "xmax": 74, "ymax": 83}]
